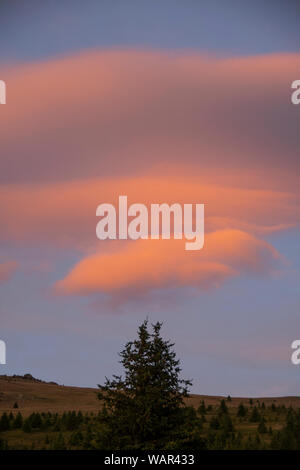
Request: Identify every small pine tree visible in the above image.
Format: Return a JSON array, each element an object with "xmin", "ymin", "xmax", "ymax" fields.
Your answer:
[
  {"xmin": 52, "ymin": 433, "xmax": 66, "ymax": 450},
  {"xmin": 219, "ymin": 399, "xmax": 228, "ymax": 415},
  {"xmin": 30, "ymin": 412, "xmax": 42, "ymax": 429},
  {"xmin": 0, "ymin": 437, "xmax": 8, "ymax": 450},
  {"xmin": 14, "ymin": 412, "xmax": 23, "ymax": 429},
  {"xmin": 254, "ymin": 433, "xmax": 261, "ymax": 449},
  {"xmin": 0, "ymin": 413, "xmax": 10, "ymax": 431},
  {"xmin": 258, "ymin": 417, "xmax": 267, "ymax": 434},
  {"xmin": 210, "ymin": 416, "xmax": 220, "ymax": 430},
  {"xmin": 23, "ymin": 418, "xmax": 32, "ymax": 433},
  {"xmin": 199, "ymin": 413, "xmax": 206, "ymax": 424},
  {"xmin": 250, "ymin": 406, "xmax": 261, "ymax": 423},
  {"xmin": 69, "ymin": 431, "xmax": 84, "ymax": 447},
  {"xmin": 219, "ymin": 413, "xmax": 234, "ymax": 434},
  {"xmin": 198, "ymin": 400, "xmax": 206, "ymax": 414},
  {"xmin": 237, "ymin": 403, "xmax": 247, "ymax": 418},
  {"xmin": 66, "ymin": 411, "xmax": 78, "ymax": 431},
  {"xmin": 77, "ymin": 410, "xmax": 84, "ymax": 425}
]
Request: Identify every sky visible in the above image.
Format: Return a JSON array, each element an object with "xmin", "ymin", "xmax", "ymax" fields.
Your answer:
[{"xmin": 0, "ymin": 1, "xmax": 300, "ymax": 396}]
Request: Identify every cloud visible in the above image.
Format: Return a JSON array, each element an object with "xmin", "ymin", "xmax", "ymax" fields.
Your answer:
[
  {"xmin": 0, "ymin": 261, "xmax": 18, "ymax": 284},
  {"xmin": 0, "ymin": 174, "xmax": 299, "ymax": 250},
  {"xmin": 55, "ymin": 230, "xmax": 284, "ymax": 299},
  {"xmin": 1, "ymin": 50, "xmax": 299, "ymax": 303},
  {"xmin": 0, "ymin": 51, "xmax": 300, "ymax": 189}
]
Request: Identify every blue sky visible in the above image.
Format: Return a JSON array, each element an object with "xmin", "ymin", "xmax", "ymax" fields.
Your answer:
[
  {"xmin": 0, "ymin": 1, "xmax": 300, "ymax": 396},
  {"xmin": 1, "ymin": 0, "xmax": 300, "ymax": 63}
]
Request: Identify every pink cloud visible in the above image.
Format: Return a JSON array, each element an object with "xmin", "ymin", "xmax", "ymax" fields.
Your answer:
[
  {"xmin": 0, "ymin": 261, "xmax": 18, "ymax": 284},
  {"xmin": 0, "ymin": 51, "xmax": 300, "ymax": 187},
  {"xmin": 0, "ymin": 50, "xmax": 299, "ymax": 302},
  {"xmin": 55, "ymin": 230, "xmax": 284, "ymax": 298},
  {"xmin": 0, "ymin": 174, "xmax": 299, "ymax": 250}
]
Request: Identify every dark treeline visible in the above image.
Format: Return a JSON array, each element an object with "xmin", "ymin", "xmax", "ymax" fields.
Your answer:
[{"xmin": 1, "ymin": 402, "xmax": 300, "ymax": 450}]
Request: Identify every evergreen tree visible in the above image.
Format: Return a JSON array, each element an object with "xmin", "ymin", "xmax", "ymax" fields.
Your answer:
[
  {"xmin": 97, "ymin": 320, "xmax": 194, "ymax": 449},
  {"xmin": 0, "ymin": 413, "xmax": 10, "ymax": 431},
  {"xmin": 77, "ymin": 410, "xmax": 84, "ymax": 425},
  {"xmin": 219, "ymin": 399, "xmax": 228, "ymax": 415},
  {"xmin": 69, "ymin": 431, "xmax": 84, "ymax": 447},
  {"xmin": 219, "ymin": 413, "xmax": 234, "ymax": 434},
  {"xmin": 52, "ymin": 433, "xmax": 66, "ymax": 450},
  {"xmin": 210, "ymin": 416, "xmax": 220, "ymax": 430},
  {"xmin": 237, "ymin": 403, "xmax": 247, "ymax": 418},
  {"xmin": 30, "ymin": 412, "xmax": 42, "ymax": 429},
  {"xmin": 66, "ymin": 411, "xmax": 78, "ymax": 431},
  {"xmin": 198, "ymin": 400, "xmax": 206, "ymax": 415},
  {"xmin": 22, "ymin": 418, "xmax": 32, "ymax": 433},
  {"xmin": 250, "ymin": 406, "xmax": 261, "ymax": 423},
  {"xmin": 0, "ymin": 437, "xmax": 8, "ymax": 450},
  {"xmin": 14, "ymin": 412, "xmax": 23, "ymax": 429},
  {"xmin": 258, "ymin": 417, "xmax": 267, "ymax": 434}
]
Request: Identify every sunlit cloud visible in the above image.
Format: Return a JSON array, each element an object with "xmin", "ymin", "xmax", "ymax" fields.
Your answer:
[
  {"xmin": 0, "ymin": 175, "xmax": 299, "ymax": 249},
  {"xmin": 0, "ymin": 51, "xmax": 300, "ymax": 187},
  {"xmin": 1, "ymin": 50, "xmax": 299, "ymax": 304},
  {"xmin": 55, "ymin": 230, "xmax": 284, "ymax": 299}
]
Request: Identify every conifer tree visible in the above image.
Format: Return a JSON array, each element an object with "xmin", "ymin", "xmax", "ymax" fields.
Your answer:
[
  {"xmin": 98, "ymin": 320, "xmax": 193, "ymax": 449},
  {"xmin": 14, "ymin": 412, "xmax": 23, "ymax": 429},
  {"xmin": 250, "ymin": 406, "xmax": 261, "ymax": 423},
  {"xmin": 237, "ymin": 403, "xmax": 247, "ymax": 418},
  {"xmin": 258, "ymin": 417, "xmax": 267, "ymax": 434},
  {"xmin": 0, "ymin": 413, "xmax": 10, "ymax": 432}
]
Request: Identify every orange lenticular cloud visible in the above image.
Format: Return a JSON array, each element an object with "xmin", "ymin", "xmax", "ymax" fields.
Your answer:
[
  {"xmin": 0, "ymin": 50, "xmax": 299, "ymax": 301},
  {"xmin": 1, "ymin": 51, "xmax": 300, "ymax": 186},
  {"xmin": 55, "ymin": 230, "xmax": 284, "ymax": 297},
  {"xmin": 0, "ymin": 174, "xmax": 299, "ymax": 249}
]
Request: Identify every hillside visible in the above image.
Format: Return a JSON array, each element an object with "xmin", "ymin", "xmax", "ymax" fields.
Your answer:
[{"xmin": 1, "ymin": 375, "xmax": 300, "ymax": 417}]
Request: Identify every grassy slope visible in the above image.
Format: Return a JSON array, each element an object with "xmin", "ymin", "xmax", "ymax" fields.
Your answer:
[
  {"xmin": 1, "ymin": 376, "xmax": 300, "ymax": 416},
  {"xmin": 1, "ymin": 376, "xmax": 300, "ymax": 449}
]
